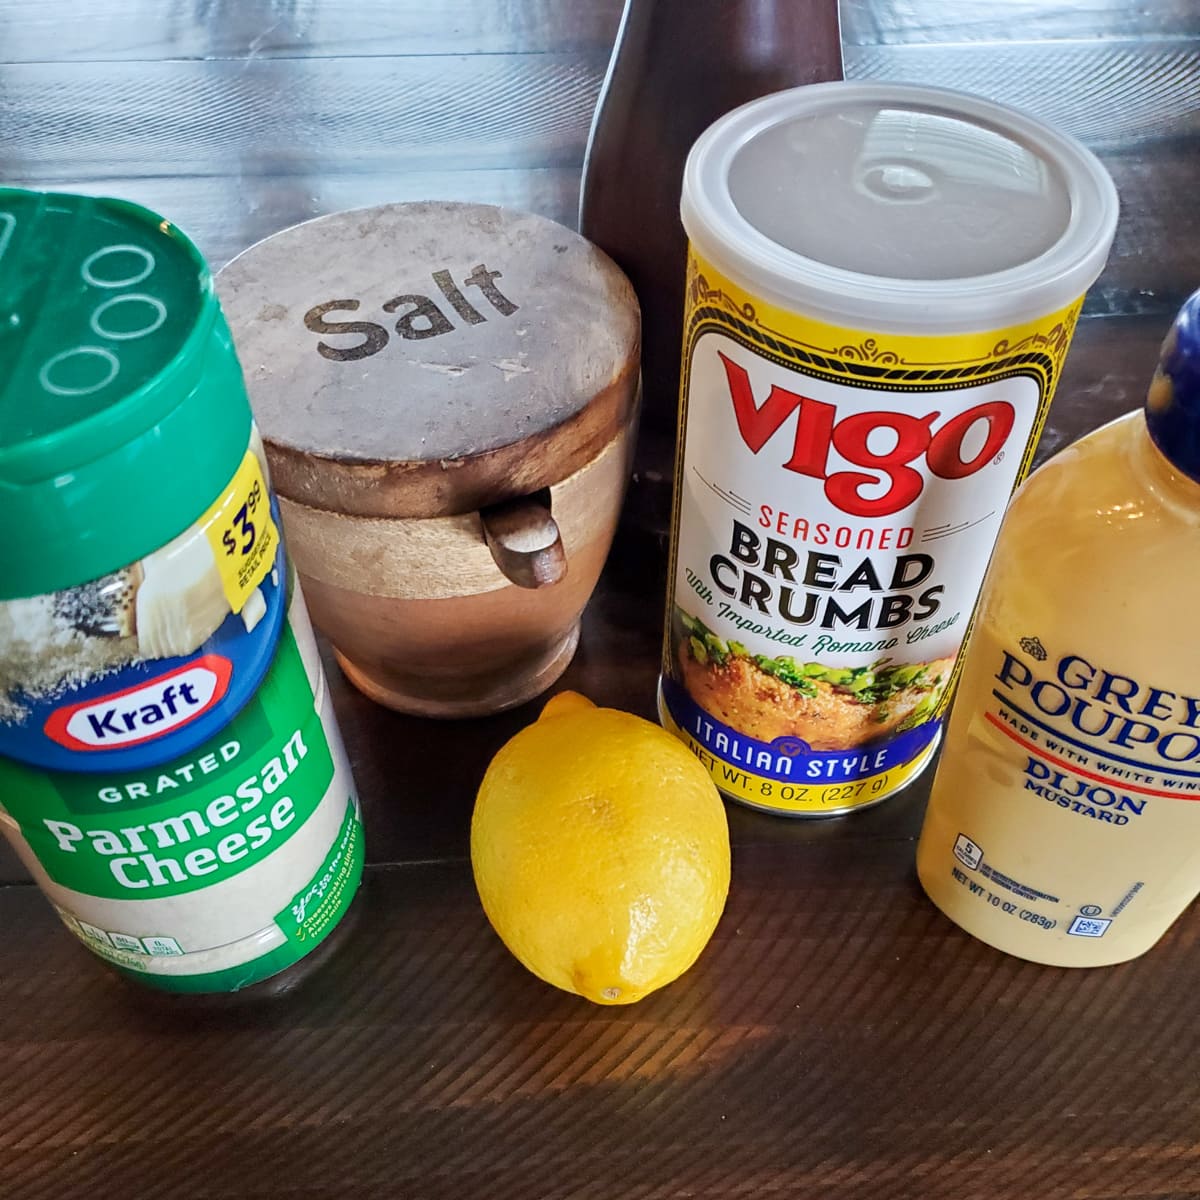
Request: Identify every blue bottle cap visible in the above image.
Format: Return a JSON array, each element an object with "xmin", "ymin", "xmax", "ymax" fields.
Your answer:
[{"xmin": 1146, "ymin": 288, "xmax": 1200, "ymax": 483}]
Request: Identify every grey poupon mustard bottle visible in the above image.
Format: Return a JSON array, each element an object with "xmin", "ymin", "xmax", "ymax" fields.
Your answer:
[
  {"xmin": 917, "ymin": 288, "xmax": 1200, "ymax": 967},
  {"xmin": 0, "ymin": 189, "xmax": 364, "ymax": 992}
]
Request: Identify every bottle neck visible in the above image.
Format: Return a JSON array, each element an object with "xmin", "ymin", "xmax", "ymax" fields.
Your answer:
[{"xmin": 1133, "ymin": 413, "xmax": 1200, "ymax": 519}]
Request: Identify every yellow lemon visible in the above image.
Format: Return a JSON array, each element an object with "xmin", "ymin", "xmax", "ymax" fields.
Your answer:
[{"xmin": 471, "ymin": 691, "xmax": 730, "ymax": 1005}]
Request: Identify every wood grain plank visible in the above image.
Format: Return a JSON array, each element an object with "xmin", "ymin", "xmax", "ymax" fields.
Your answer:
[
  {"xmin": 841, "ymin": 0, "xmax": 1200, "ymax": 45},
  {"xmin": 1, "ymin": 849, "xmax": 1198, "ymax": 1199},
  {"xmin": 6, "ymin": 0, "xmax": 1199, "ymax": 64},
  {"xmin": 0, "ymin": 54, "xmax": 607, "ymax": 179},
  {"xmin": 0, "ymin": 846, "xmax": 23, "ymax": 884},
  {"xmin": 7, "ymin": 30, "xmax": 1195, "ymax": 183},
  {"xmin": 844, "ymin": 38, "xmax": 1200, "ymax": 146},
  {"xmin": 1090, "ymin": 144, "xmax": 1200, "ymax": 322},
  {"xmin": 0, "ymin": 0, "xmax": 624, "ymax": 62}
]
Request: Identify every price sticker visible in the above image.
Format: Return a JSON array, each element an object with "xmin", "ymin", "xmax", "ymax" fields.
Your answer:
[{"xmin": 201, "ymin": 450, "xmax": 280, "ymax": 614}]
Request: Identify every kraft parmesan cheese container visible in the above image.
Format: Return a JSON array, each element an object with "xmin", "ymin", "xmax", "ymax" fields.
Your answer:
[
  {"xmin": 0, "ymin": 189, "xmax": 364, "ymax": 991},
  {"xmin": 660, "ymin": 83, "xmax": 1119, "ymax": 816}
]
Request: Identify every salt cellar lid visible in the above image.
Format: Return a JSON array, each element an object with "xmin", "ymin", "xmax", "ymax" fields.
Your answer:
[{"xmin": 217, "ymin": 202, "xmax": 641, "ymax": 519}]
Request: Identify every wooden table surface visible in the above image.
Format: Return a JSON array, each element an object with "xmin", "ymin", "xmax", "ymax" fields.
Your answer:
[{"xmin": 3, "ymin": 3, "xmax": 1200, "ymax": 1198}]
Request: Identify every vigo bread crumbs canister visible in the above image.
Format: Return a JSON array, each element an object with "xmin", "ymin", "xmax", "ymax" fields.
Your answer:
[{"xmin": 659, "ymin": 83, "xmax": 1119, "ymax": 815}]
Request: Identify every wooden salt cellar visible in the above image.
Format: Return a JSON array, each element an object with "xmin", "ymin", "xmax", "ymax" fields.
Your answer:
[{"xmin": 218, "ymin": 202, "xmax": 640, "ymax": 716}]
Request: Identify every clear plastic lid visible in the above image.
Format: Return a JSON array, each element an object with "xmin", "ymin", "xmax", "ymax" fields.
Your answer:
[{"xmin": 682, "ymin": 83, "xmax": 1119, "ymax": 332}]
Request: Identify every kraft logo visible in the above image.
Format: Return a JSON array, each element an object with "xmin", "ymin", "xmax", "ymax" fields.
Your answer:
[
  {"xmin": 44, "ymin": 657, "xmax": 233, "ymax": 752},
  {"xmin": 719, "ymin": 351, "xmax": 1017, "ymax": 518}
]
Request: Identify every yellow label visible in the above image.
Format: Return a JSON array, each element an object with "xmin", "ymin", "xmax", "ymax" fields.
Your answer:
[
  {"xmin": 201, "ymin": 450, "xmax": 279, "ymax": 614},
  {"xmin": 661, "ymin": 249, "xmax": 1085, "ymax": 816}
]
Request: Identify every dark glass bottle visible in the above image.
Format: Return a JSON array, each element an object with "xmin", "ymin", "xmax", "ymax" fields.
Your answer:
[{"xmin": 580, "ymin": 0, "xmax": 844, "ymax": 438}]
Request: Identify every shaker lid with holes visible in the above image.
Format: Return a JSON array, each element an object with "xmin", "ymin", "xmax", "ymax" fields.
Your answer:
[
  {"xmin": 0, "ymin": 188, "xmax": 252, "ymax": 599},
  {"xmin": 216, "ymin": 202, "xmax": 640, "ymax": 518}
]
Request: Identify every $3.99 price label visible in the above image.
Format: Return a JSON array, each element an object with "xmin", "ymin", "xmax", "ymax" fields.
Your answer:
[{"xmin": 200, "ymin": 449, "xmax": 280, "ymax": 615}]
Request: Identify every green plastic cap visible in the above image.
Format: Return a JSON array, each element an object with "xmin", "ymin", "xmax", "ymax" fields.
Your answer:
[{"xmin": 0, "ymin": 189, "xmax": 252, "ymax": 600}]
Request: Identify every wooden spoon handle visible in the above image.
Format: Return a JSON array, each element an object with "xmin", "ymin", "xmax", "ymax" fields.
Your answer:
[{"xmin": 480, "ymin": 493, "xmax": 568, "ymax": 589}]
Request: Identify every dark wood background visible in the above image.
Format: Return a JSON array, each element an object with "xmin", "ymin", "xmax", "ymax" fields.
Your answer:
[{"xmin": 3, "ymin": 3, "xmax": 1200, "ymax": 1197}]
